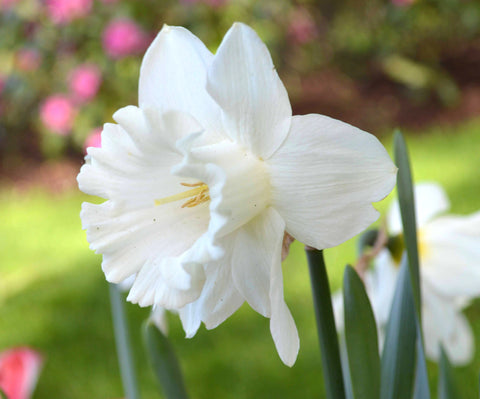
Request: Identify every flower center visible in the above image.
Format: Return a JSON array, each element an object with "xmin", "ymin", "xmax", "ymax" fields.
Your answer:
[
  {"xmin": 389, "ymin": 230, "xmax": 428, "ymax": 267},
  {"xmin": 154, "ymin": 182, "xmax": 210, "ymax": 208}
]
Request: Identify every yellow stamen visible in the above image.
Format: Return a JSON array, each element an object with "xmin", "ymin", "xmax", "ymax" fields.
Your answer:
[
  {"xmin": 154, "ymin": 183, "xmax": 209, "ymax": 208},
  {"xmin": 180, "ymin": 182, "xmax": 205, "ymax": 187}
]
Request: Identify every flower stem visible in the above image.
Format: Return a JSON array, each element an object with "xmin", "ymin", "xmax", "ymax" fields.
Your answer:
[
  {"xmin": 109, "ymin": 283, "xmax": 140, "ymax": 399},
  {"xmin": 305, "ymin": 248, "xmax": 346, "ymax": 399}
]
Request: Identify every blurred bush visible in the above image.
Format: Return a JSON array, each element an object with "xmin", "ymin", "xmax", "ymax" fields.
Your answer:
[{"xmin": 1, "ymin": 0, "xmax": 479, "ymax": 162}]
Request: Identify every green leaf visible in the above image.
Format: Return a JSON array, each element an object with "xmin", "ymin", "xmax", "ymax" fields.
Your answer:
[
  {"xmin": 305, "ymin": 248, "xmax": 346, "ymax": 399},
  {"xmin": 393, "ymin": 131, "xmax": 422, "ymax": 322},
  {"xmin": 380, "ymin": 256, "xmax": 417, "ymax": 399},
  {"xmin": 438, "ymin": 346, "xmax": 460, "ymax": 399},
  {"xmin": 143, "ymin": 320, "xmax": 190, "ymax": 399},
  {"xmin": 413, "ymin": 328, "xmax": 430, "ymax": 399},
  {"xmin": 108, "ymin": 283, "xmax": 140, "ymax": 399},
  {"xmin": 343, "ymin": 265, "xmax": 381, "ymax": 399},
  {"xmin": 339, "ymin": 335, "xmax": 355, "ymax": 399},
  {"xmin": 394, "ymin": 131, "xmax": 430, "ymax": 399}
]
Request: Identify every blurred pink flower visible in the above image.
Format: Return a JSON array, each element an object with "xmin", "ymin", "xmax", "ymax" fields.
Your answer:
[
  {"xmin": 102, "ymin": 19, "xmax": 150, "ymax": 59},
  {"xmin": 15, "ymin": 48, "xmax": 42, "ymax": 72},
  {"xmin": 39, "ymin": 94, "xmax": 76, "ymax": 135},
  {"xmin": 69, "ymin": 64, "xmax": 102, "ymax": 103},
  {"xmin": 0, "ymin": 0, "xmax": 20, "ymax": 11},
  {"xmin": 45, "ymin": 0, "xmax": 92, "ymax": 24},
  {"xmin": 84, "ymin": 127, "xmax": 102, "ymax": 152},
  {"xmin": 287, "ymin": 8, "xmax": 318, "ymax": 44},
  {"xmin": 0, "ymin": 347, "xmax": 43, "ymax": 399}
]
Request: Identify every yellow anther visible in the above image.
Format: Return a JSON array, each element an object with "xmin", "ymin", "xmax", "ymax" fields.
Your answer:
[
  {"xmin": 180, "ymin": 182, "xmax": 205, "ymax": 187},
  {"xmin": 154, "ymin": 183, "xmax": 210, "ymax": 208}
]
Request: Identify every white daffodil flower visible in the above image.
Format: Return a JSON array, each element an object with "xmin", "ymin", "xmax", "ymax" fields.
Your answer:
[
  {"xmin": 334, "ymin": 182, "xmax": 480, "ymax": 365},
  {"xmin": 78, "ymin": 22, "xmax": 396, "ymax": 366}
]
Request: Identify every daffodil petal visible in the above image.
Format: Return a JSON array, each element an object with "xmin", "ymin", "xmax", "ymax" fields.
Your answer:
[
  {"xmin": 179, "ymin": 235, "xmax": 244, "ymax": 337},
  {"xmin": 202, "ymin": 263, "xmax": 244, "ymax": 330},
  {"xmin": 113, "ymin": 106, "xmax": 201, "ymax": 153},
  {"xmin": 422, "ymin": 289, "xmax": 474, "ymax": 365},
  {"xmin": 127, "ymin": 254, "xmax": 206, "ymax": 309},
  {"xmin": 421, "ymin": 212, "xmax": 480, "ymax": 299},
  {"xmin": 388, "ymin": 182, "xmax": 450, "ymax": 234},
  {"xmin": 368, "ymin": 249, "xmax": 399, "ymax": 325},
  {"xmin": 139, "ymin": 25, "xmax": 224, "ymax": 139},
  {"xmin": 231, "ymin": 207, "xmax": 299, "ymax": 366},
  {"xmin": 206, "ymin": 22, "xmax": 291, "ymax": 159},
  {"xmin": 268, "ymin": 207, "xmax": 300, "ymax": 367},
  {"xmin": 331, "ymin": 290, "xmax": 345, "ymax": 332},
  {"xmin": 78, "ymin": 110, "xmax": 202, "ymax": 206},
  {"xmin": 81, "ymin": 200, "xmax": 209, "ymax": 283},
  {"xmin": 269, "ymin": 114, "xmax": 397, "ymax": 249},
  {"xmin": 231, "ymin": 209, "xmax": 281, "ymax": 317}
]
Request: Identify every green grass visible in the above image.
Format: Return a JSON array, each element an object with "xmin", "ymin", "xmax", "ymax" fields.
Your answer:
[{"xmin": 1, "ymin": 119, "xmax": 480, "ymax": 398}]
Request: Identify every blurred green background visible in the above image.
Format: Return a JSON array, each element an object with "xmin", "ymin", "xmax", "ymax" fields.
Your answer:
[{"xmin": 1, "ymin": 0, "xmax": 480, "ymax": 398}]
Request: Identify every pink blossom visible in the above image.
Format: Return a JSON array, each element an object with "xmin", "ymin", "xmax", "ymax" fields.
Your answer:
[
  {"xmin": 84, "ymin": 127, "xmax": 102, "ymax": 152},
  {"xmin": 15, "ymin": 48, "xmax": 42, "ymax": 72},
  {"xmin": 0, "ymin": 0, "xmax": 20, "ymax": 11},
  {"xmin": 287, "ymin": 8, "xmax": 318, "ymax": 44},
  {"xmin": 39, "ymin": 94, "xmax": 76, "ymax": 135},
  {"xmin": 102, "ymin": 19, "xmax": 150, "ymax": 59},
  {"xmin": 45, "ymin": 0, "xmax": 92, "ymax": 24},
  {"xmin": 69, "ymin": 64, "xmax": 102, "ymax": 103},
  {"xmin": 0, "ymin": 347, "xmax": 43, "ymax": 399}
]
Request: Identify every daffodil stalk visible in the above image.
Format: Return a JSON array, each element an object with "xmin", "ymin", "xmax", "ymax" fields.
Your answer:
[
  {"xmin": 305, "ymin": 248, "xmax": 346, "ymax": 399},
  {"xmin": 108, "ymin": 283, "xmax": 140, "ymax": 399}
]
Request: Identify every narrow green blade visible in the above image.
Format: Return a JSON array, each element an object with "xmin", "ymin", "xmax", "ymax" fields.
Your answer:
[
  {"xmin": 380, "ymin": 256, "xmax": 416, "ymax": 399},
  {"xmin": 306, "ymin": 248, "xmax": 346, "ymax": 399},
  {"xmin": 339, "ymin": 334, "xmax": 355, "ymax": 399},
  {"xmin": 343, "ymin": 266, "xmax": 380, "ymax": 399},
  {"xmin": 438, "ymin": 346, "xmax": 460, "ymax": 399},
  {"xmin": 143, "ymin": 320, "xmax": 190, "ymax": 399},
  {"xmin": 393, "ymin": 131, "xmax": 421, "ymax": 322},
  {"xmin": 413, "ymin": 327, "xmax": 430, "ymax": 399},
  {"xmin": 394, "ymin": 131, "xmax": 430, "ymax": 399},
  {"xmin": 109, "ymin": 283, "xmax": 140, "ymax": 399}
]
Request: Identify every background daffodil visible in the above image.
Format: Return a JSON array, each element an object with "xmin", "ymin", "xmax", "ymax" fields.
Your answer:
[{"xmin": 334, "ymin": 182, "xmax": 480, "ymax": 365}]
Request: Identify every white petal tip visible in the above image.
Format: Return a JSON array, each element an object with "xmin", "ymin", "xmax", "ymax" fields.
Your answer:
[{"xmin": 279, "ymin": 342, "xmax": 299, "ymax": 367}]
